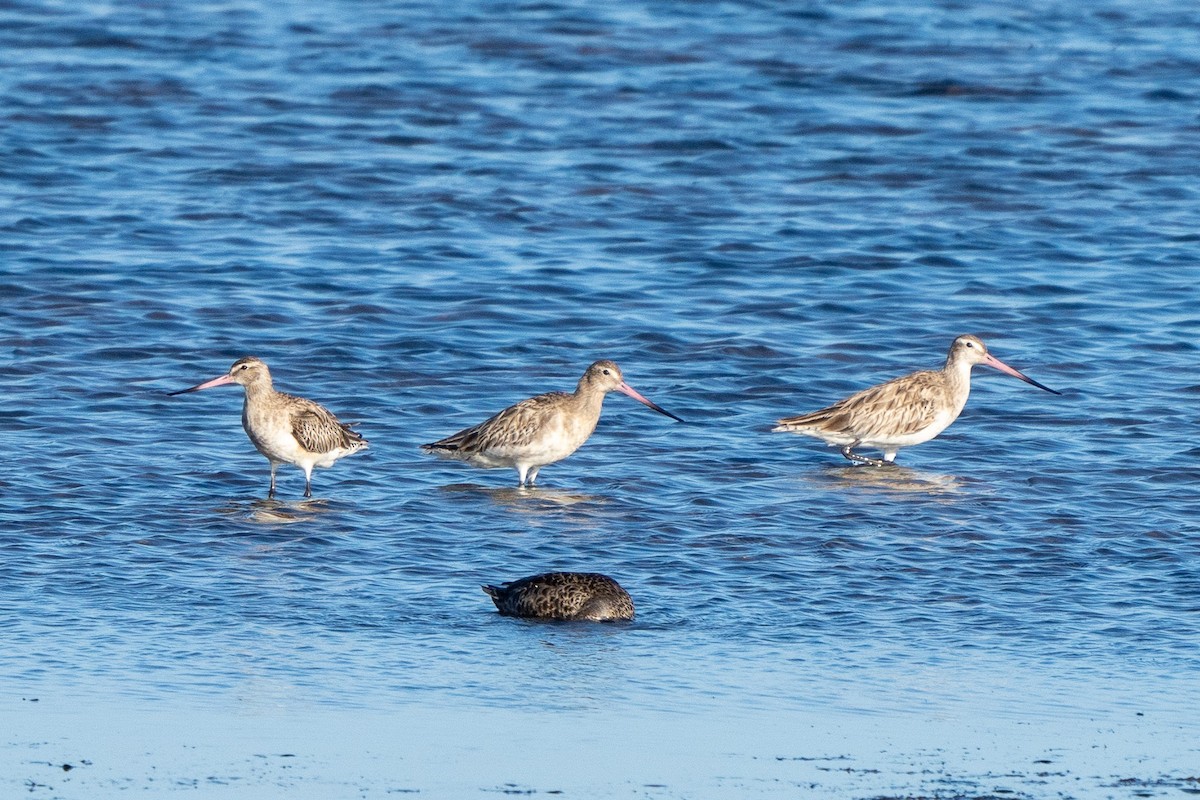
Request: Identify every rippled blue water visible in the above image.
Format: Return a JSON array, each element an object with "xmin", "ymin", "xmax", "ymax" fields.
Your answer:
[{"xmin": 3, "ymin": 0, "xmax": 1199, "ymax": 796}]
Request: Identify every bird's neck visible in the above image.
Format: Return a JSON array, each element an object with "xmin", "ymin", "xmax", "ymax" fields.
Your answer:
[
  {"xmin": 573, "ymin": 381, "xmax": 607, "ymax": 416},
  {"xmin": 243, "ymin": 377, "xmax": 275, "ymax": 401},
  {"xmin": 943, "ymin": 355, "xmax": 974, "ymax": 400}
]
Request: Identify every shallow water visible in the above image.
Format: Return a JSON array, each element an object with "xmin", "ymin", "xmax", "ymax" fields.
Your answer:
[{"xmin": 2, "ymin": 0, "xmax": 1199, "ymax": 797}]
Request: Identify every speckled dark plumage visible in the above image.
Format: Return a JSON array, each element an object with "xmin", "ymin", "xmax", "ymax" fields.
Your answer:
[{"xmin": 482, "ymin": 572, "xmax": 634, "ymax": 621}]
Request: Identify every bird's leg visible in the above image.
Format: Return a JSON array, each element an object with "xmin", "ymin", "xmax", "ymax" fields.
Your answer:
[
  {"xmin": 269, "ymin": 464, "xmax": 277, "ymax": 499},
  {"xmin": 527, "ymin": 466, "xmax": 541, "ymax": 487},
  {"xmin": 304, "ymin": 467, "xmax": 313, "ymax": 498},
  {"xmin": 516, "ymin": 465, "xmax": 530, "ymax": 488},
  {"xmin": 840, "ymin": 442, "xmax": 887, "ymax": 467}
]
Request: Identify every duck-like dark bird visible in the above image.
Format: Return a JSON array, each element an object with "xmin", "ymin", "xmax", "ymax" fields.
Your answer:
[{"xmin": 482, "ymin": 572, "xmax": 634, "ymax": 621}]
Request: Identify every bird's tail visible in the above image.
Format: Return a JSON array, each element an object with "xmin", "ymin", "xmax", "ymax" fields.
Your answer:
[
  {"xmin": 772, "ymin": 409, "xmax": 835, "ymax": 432},
  {"xmin": 339, "ymin": 422, "xmax": 369, "ymax": 447}
]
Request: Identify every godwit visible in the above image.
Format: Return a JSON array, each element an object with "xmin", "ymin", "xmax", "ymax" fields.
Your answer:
[
  {"xmin": 483, "ymin": 572, "xmax": 634, "ymax": 621},
  {"xmin": 421, "ymin": 359, "xmax": 682, "ymax": 487},
  {"xmin": 170, "ymin": 356, "xmax": 368, "ymax": 498},
  {"xmin": 773, "ymin": 334, "xmax": 1059, "ymax": 466}
]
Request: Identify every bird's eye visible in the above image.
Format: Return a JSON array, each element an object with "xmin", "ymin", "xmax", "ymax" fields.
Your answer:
[
  {"xmin": 965, "ymin": 341, "xmax": 975, "ymax": 348},
  {"xmin": 602, "ymin": 369, "xmax": 611, "ymax": 375}
]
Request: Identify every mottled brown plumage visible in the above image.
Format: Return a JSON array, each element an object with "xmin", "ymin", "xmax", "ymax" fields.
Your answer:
[
  {"xmin": 422, "ymin": 360, "xmax": 682, "ymax": 487},
  {"xmin": 482, "ymin": 572, "xmax": 635, "ymax": 621},
  {"xmin": 774, "ymin": 335, "xmax": 1059, "ymax": 466},
  {"xmin": 170, "ymin": 356, "xmax": 367, "ymax": 497}
]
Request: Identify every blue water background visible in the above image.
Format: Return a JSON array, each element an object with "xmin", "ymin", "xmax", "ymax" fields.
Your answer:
[{"xmin": 2, "ymin": 0, "xmax": 1199, "ymax": 796}]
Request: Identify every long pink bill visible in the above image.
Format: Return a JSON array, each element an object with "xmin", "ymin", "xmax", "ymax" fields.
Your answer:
[
  {"xmin": 984, "ymin": 354, "xmax": 1061, "ymax": 395},
  {"xmin": 168, "ymin": 372, "xmax": 236, "ymax": 396},
  {"xmin": 617, "ymin": 382, "xmax": 684, "ymax": 422}
]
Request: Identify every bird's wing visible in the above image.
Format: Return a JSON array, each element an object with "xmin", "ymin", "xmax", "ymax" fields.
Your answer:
[
  {"xmin": 424, "ymin": 392, "xmax": 567, "ymax": 453},
  {"xmin": 777, "ymin": 370, "xmax": 944, "ymax": 438},
  {"xmin": 289, "ymin": 396, "xmax": 364, "ymax": 453}
]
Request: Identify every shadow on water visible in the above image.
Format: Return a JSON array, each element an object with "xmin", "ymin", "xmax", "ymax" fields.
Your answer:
[
  {"xmin": 438, "ymin": 482, "xmax": 608, "ymax": 512},
  {"xmin": 804, "ymin": 464, "xmax": 969, "ymax": 497}
]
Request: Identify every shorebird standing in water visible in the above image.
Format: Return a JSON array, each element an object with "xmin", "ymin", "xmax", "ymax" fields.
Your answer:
[
  {"xmin": 170, "ymin": 357, "xmax": 368, "ymax": 498},
  {"xmin": 773, "ymin": 334, "xmax": 1060, "ymax": 466},
  {"xmin": 483, "ymin": 572, "xmax": 634, "ymax": 621},
  {"xmin": 421, "ymin": 359, "xmax": 682, "ymax": 487}
]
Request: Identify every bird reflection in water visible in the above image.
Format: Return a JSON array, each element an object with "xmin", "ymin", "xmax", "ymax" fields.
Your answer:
[
  {"xmin": 438, "ymin": 483, "xmax": 606, "ymax": 512},
  {"xmin": 809, "ymin": 464, "xmax": 968, "ymax": 496},
  {"xmin": 216, "ymin": 497, "xmax": 336, "ymax": 524}
]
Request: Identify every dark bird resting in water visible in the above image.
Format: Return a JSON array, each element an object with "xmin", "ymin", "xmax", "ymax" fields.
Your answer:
[
  {"xmin": 169, "ymin": 356, "xmax": 368, "ymax": 498},
  {"xmin": 482, "ymin": 572, "xmax": 635, "ymax": 621}
]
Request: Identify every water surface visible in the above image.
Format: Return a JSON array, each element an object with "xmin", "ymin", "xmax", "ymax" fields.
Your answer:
[{"xmin": 2, "ymin": 0, "xmax": 1199, "ymax": 796}]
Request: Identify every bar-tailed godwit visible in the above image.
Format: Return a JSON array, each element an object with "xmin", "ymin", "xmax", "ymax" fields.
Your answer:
[
  {"xmin": 773, "ymin": 334, "xmax": 1059, "ymax": 466},
  {"xmin": 421, "ymin": 359, "xmax": 682, "ymax": 487},
  {"xmin": 483, "ymin": 572, "xmax": 634, "ymax": 621},
  {"xmin": 170, "ymin": 356, "xmax": 368, "ymax": 498}
]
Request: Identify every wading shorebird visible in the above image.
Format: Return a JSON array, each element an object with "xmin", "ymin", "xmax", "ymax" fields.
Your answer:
[
  {"xmin": 773, "ymin": 335, "xmax": 1060, "ymax": 466},
  {"xmin": 170, "ymin": 357, "xmax": 368, "ymax": 498},
  {"xmin": 483, "ymin": 572, "xmax": 634, "ymax": 621},
  {"xmin": 421, "ymin": 360, "xmax": 682, "ymax": 487}
]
